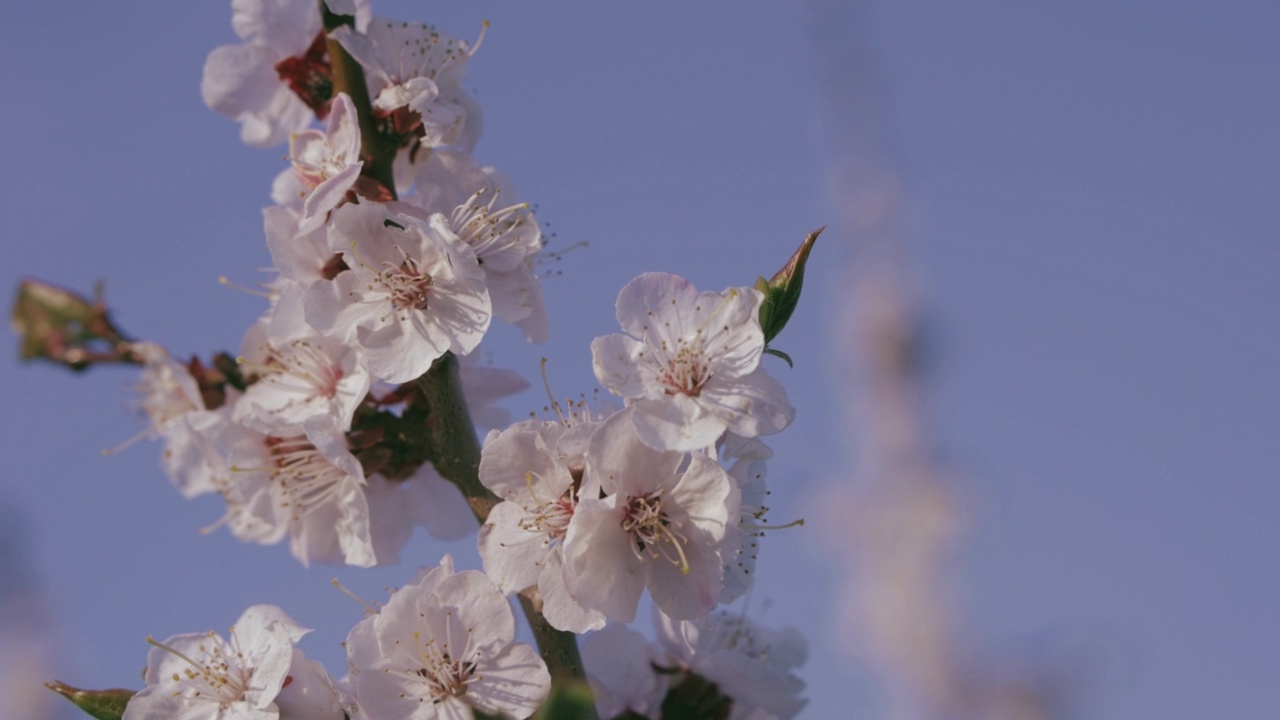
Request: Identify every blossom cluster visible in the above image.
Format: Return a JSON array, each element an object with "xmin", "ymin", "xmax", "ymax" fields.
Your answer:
[
  {"xmin": 478, "ymin": 272, "xmax": 796, "ymax": 633},
  {"xmin": 137, "ymin": 0, "xmax": 543, "ymax": 571},
  {"xmin": 30, "ymin": 1, "xmax": 815, "ymax": 718}
]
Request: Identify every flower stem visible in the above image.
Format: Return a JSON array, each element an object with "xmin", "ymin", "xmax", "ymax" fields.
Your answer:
[
  {"xmin": 416, "ymin": 354, "xmax": 594, "ymax": 706},
  {"xmin": 321, "ymin": 4, "xmax": 396, "ymax": 195}
]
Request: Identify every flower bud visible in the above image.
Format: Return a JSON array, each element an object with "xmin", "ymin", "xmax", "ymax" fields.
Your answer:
[{"xmin": 11, "ymin": 280, "xmax": 137, "ymax": 370}]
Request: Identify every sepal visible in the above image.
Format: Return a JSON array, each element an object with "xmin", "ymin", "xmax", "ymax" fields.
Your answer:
[
  {"xmin": 45, "ymin": 681, "xmax": 134, "ymax": 720},
  {"xmin": 755, "ymin": 226, "xmax": 823, "ymax": 350}
]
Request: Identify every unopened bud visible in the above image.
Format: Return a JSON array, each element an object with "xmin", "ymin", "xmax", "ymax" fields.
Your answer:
[{"xmin": 11, "ymin": 279, "xmax": 138, "ymax": 370}]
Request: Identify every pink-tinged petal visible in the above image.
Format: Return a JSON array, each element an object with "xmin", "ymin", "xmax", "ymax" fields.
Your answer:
[
  {"xmin": 360, "ymin": 321, "xmax": 442, "ymax": 383},
  {"xmin": 376, "ymin": 76, "xmax": 439, "ymax": 112},
  {"xmin": 671, "ymin": 454, "xmax": 738, "ymax": 534},
  {"xmin": 325, "ymin": 93, "xmax": 362, "ymax": 160},
  {"xmin": 335, "ymin": 477, "xmax": 376, "ymax": 567},
  {"xmin": 231, "ymin": 624, "xmax": 296, "ymax": 708},
  {"xmin": 236, "ymin": 604, "xmax": 309, "ymax": 644},
  {"xmin": 563, "ymin": 497, "xmax": 646, "ymax": 622},
  {"xmin": 201, "ymin": 43, "xmax": 279, "ymax": 122},
  {"xmin": 433, "ymin": 570, "xmax": 519, "ymax": 650},
  {"xmin": 586, "ymin": 409, "xmax": 683, "ymax": 496},
  {"xmin": 265, "ymin": 281, "xmax": 312, "ymax": 343},
  {"xmin": 464, "ymin": 642, "xmax": 552, "ymax": 718},
  {"xmin": 487, "ymin": 265, "xmax": 536, "ymax": 321},
  {"xmin": 123, "ymin": 690, "xmax": 227, "ymax": 720},
  {"xmin": 513, "ymin": 266, "xmax": 549, "ymax": 344},
  {"xmin": 646, "ymin": 535, "xmax": 722, "ymax": 620},
  {"xmin": 231, "ymin": 0, "xmax": 319, "ymax": 51},
  {"xmin": 303, "ymin": 272, "xmax": 381, "ymax": 342},
  {"xmin": 478, "ymin": 424, "xmax": 565, "ymax": 499},
  {"xmin": 275, "ymin": 648, "xmax": 343, "ymax": 720},
  {"xmin": 537, "ymin": 552, "xmax": 606, "ymax": 634},
  {"xmin": 703, "ymin": 366, "xmax": 795, "ymax": 439},
  {"xmin": 300, "ymin": 161, "xmax": 362, "ymax": 229},
  {"xmin": 583, "ymin": 624, "xmax": 665, "ymax": 719},
  {"xmin": 243, "ymin": 86, "xmax": 314, "ymax": 147},
  {"xmin": 418, "ymin": 100, "xmax": 468, "ymax": 148},
  {"xmin": 478, "ymin": 500, "xmax": 547, "ymax": 594},
  {"xmin": 614, "ymin": 272, "xmax": 700, "ymax": 339},
  {"xmin": 264, "ymin": 206, "xmax": 330, "ymax": 282},
  {"xmin": 591, "ymin": 333, "xmax": 646, "ymax": 398},
  {"xmin": 630, "ymin": 394, "xmax": 727, "ymax": 453}
]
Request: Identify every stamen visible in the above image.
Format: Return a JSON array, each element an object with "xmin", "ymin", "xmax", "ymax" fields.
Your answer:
[
  {"xmin": 331, "ymin": 578, "xmax": 380, "ymax": 616},
  {"xmin": 621, "ymin": 492, "xmax": 691, "ymax": 574},
  {"xmin": 146, "ymin": 636, "xmax": 203, "ymax": 671},
  {"xmin": 217, "ymin": 276, "xmax": 272, "ymax": 299}
]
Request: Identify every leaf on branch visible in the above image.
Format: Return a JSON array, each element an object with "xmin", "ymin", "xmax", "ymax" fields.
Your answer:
[
  {"xmin": 755, "ymin": 226, "xmax": 823, "ymax": 348},
  {"xmin": 45, "ymin": 681, "xmax": 134, "ymax": 720}
]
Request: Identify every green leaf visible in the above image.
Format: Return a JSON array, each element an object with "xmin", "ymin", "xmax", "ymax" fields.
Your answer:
[
  {"xmin": 756, "ymin": 227, "xmax": 823, "ymax": 348},
  {"xmin": 534, "ymin": 681, "xmax": 598, "ymax": 720},
  {"xmin": 45, "ymin": 681, "xmax": 134, "ymax": 720}
]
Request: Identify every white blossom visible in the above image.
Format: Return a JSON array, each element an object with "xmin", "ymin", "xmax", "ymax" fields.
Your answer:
[
  {"xmin": 124, "ymin": 605, "xmax": 340, "ymax": 720},
  {"xmin": 654, "ymin": 607, "xmax": 808, "ymax": 720},
  {"xmin": 330, "ymin": 18, "xmax": 483, "ymax": 150},
  {"xmin": 564, "ymin": 409, "xmax": 739, "ymax": 622},
  {"xmin": 305, "ymin": 202, "xmax": 491, "ymax": 383},
  {"xmin": 346, "ymin": 556, "xmax": 551, "ymax": 719},
  {"xmin": 130, "ymin": 343, "xmax": 238, "ymax": 499},
  {"xmin": 289, "ymin": 93, "xmax": 364, "ymax": 232},
  {"xmin": 592, "ymin": 272, "xmax": 794, "ymax": 452},
  {"xmin": 402, "ymin": 150, "xmax": 548, "ymax": 343},
  {"xmin": 477, "ymin": 418, "xmax": 606, "ymax": 633},
  {"xmin": 224, "ymin": 415, "xmax": 376, "ymax": 567},
  {"xmin": 201, "ymin": 0, "xmax": 323, "ymax": 147},
  {"xmin": 234, "ymin": 319, "xmax": 370, "ymax": 433}
]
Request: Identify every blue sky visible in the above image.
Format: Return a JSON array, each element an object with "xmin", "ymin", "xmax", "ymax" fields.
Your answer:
[{"xmin": 1, "ymin": 2, "xmax": 1277, "ymax": 718}]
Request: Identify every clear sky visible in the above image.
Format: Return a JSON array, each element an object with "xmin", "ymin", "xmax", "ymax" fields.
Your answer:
[{"xmin": 1, "ymin": 1, "xmax": 1277, "ymax": 718}]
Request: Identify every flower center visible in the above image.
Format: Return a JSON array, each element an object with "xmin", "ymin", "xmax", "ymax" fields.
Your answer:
[
  {"xmin": 247, "ymin": 339, "xmax": 344, "ymax": 401},
  {"xmin": 405, "ymin": 625, "xmax": 482, "ymax": 704},
  {"xmin": 147, "ymin": 632, "xmax": 253, "ymax": 708},
  {"xmin": 263, "ymin": 435, "xmax": 350, "ymax": 519},
  {"xmin": 657, "ymin": 344, "xmax": 712, "ymax": 397},
  {"xmin": 621, "ymin": 491, "xmax": 691, "ymax": 574},
  {"xmin": 376, "ymin": 256, "xmax": 434, "ymax": 313}
]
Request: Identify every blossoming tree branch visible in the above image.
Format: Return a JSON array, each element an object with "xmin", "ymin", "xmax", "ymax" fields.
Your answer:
[{"xmin": 13, "ymin": 2, "xmax": 820, "ymax": 719}]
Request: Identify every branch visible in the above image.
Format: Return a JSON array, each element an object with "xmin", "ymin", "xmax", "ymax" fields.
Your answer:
[
  {"xmin": 417, "ymin": 354, "xmax": 593, "ymax": 700},
  {"xmin": 321, "ymin": 4, "xmax": 397, "ymax": 195},
  {"xmin": 319, "ymin": 4, "xmax": 592, "ymax": 704}
]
